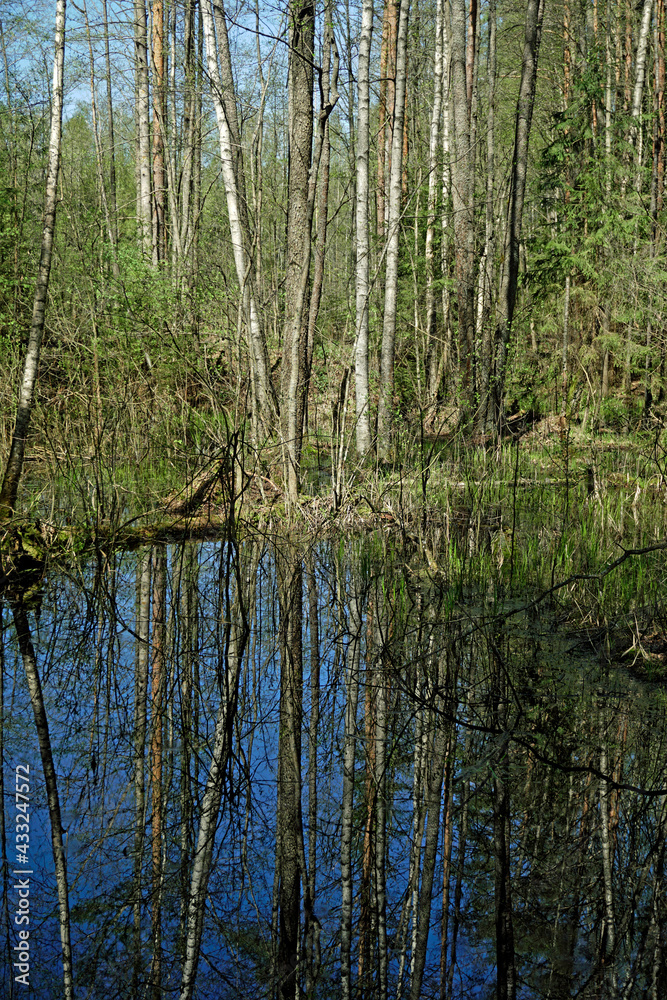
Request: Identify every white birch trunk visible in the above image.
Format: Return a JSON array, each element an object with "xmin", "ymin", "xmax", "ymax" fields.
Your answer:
[
  {"xmin": 201, "ymin": 0, "xmax": 276, "ymax": 435},
  {"xmin": 354, "ymin": 0, "xmax": 374, "ymax": 456},
  {"xmin": 0, "ymin": 0, "xmax": 67, "ymax": 518}
]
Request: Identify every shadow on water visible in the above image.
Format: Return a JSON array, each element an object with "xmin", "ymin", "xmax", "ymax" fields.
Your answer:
[{"xmin": 2, "ymin": 529, "xmax": 667, "ymax": 1000}]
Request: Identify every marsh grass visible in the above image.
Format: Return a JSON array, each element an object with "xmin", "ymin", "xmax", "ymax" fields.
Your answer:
[{"xmin": 2, "ymin": 336, "xmax": 666, "ymax": 633}]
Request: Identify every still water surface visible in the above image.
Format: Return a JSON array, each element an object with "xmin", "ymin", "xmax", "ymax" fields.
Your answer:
[{"xmin": 2, "ymin": 536, "xmax": 666, "ymax": 999}]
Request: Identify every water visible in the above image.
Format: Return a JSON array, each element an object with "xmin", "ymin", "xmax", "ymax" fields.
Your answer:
[{"xmin": 1, "ymin": 534, "xmax": 666, "ymax": 999}]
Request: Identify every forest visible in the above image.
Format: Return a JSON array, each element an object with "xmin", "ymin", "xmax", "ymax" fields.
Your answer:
[
  {"xmin": 1, "ymin": 0, "xmax": 667, "ymax": 998},
  {"xmin": 0, "ymin": 0, "xmax": 665, "ymax": 508}
]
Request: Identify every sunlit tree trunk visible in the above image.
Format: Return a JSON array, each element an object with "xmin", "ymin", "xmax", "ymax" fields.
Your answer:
[
  {"xmin": 475, "ymin": 0, "xmax": 496, "ymax": 434},
  {"xmin": 134, "ymin": 0, "xmax": 152, "ymax": 259},
  {"xmin": 377, "ymin": 0, "xmax": 410, "ymax": 460},
  {"xmin": 377, "ymin": 0, "xmax": 398, "ymax": 240},
  {"xmin": 0, "ymin": 0, "xmax": 66, "ymax": 520},
  {"xmin": 281, "ymin": 0, "xmax": 314, "ymax": 497},
  {"xmin": 281, "ymin": 11, "xmax": 339, "ymax": 497},
  {"xmin": 354, "ymin": 0, "xmax": 374, "ymax": 456},
  {"xmin": 100, "ymin": 2, "xmax": 118, "ymax": 241},
  {"xmin": 177, "ymin": 0, "xmax": 200, "ymax": 290},
  {"xmin": 424, "ymin": 0, "xmax": 447, "ymax": 413},
  {"xmin": 305, "ymin": 6, "xmax": 335, "ymax": 440},
  {"xmin": 201, "ymin": 0, "xmax": 277, "ymax": 437},
  {"xmin": 449, "ymin": 0, "xmax": 476, "ymax": 405},
  {"xmin": 152, "ymin": 0, "xmax": 166, "ymax": 263}
]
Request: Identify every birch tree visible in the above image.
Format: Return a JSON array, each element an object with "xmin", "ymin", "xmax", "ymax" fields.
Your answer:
[
  {"xmin": 201, "ymin": 0, "xmax": 277, "ymax": 437},
  {"xmin": 354, "ymin": 0, "xmax": 374, "ymax": 456},
  {"xmin": 0, "ymin": 0, "xmax": 66, "ymax": 520},
  {"xmin": 134, "ymin": 0, "xmax": 152, "ymax": 259}
]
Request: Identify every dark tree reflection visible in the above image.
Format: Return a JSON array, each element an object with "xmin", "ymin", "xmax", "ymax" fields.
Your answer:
[{"xmin": 2, "ymin": 536, "xmax": 667, "ymax": 999}]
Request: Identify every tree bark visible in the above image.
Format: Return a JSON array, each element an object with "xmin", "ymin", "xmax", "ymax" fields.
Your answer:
[
  {"xmin": 377, "ymin": 0, "xmax": 410, "ymax": 460},
  {"xmin": 354, "ymin": 0, "xmax": 374, "ymax": 456},
  {"xmin": 474, "ymin": 0, "xmax": 496, "ymax": 434},
  {"xmin": 490, "ymin": 0, "xmax": 545, "ymax": 435},
  {"xmin": 281, "ymin": 10, "xmax": 339, "ymax": 498},
  {"xmin": 281, "ymin": 0, "xmax": 315, "ymax": 497},
  {"xmin": 201, "ymin": 0, "xmax": 277, "ymax": 437},
  {"xmin": 424, "ymin": 0, "xmax": 447, "ymax": 412},
  {"xmin": 449, "ymin": 0, "xmax": 476, "ymax": 406},
  {"xmin": 134, "ymin": 0, "xmax": 152, "ymax": 259},
  {"xmin": 152, "ymin": 0, "xmax": 166, "ymax": 264}
]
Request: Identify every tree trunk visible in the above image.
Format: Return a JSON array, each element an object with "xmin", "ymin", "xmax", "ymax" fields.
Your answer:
[
  {"xmin": 0, "ymin": 0, "xmax": 66, "ymax": 520},
  {"xmin": 490, "ymin": 0, "xmax": 545, "ymax": 435},
  {"xmin": 474, "ymin": 0, "xmax": 496, "ymax": 434},
  {"xmin": 134, "ymin": 0, "xmax": 152, "ymax": 259},
  {"xmin": 377, "ymin": 0, "xmax": 410, "ymax": 460},
  {"xmin": 281, "ymin": 12, "xmax": 339, "ymax": 498},
  {"xmin": 424, "ymin": 0, "xmax": 447, "ymax": 412},
  {"xmin": 152, "ymin": 0, "xmax": 166, "ymax": 264},
  {"xmin": 201, "ymin": 0, "xmax": 277, "ymax": 437},
  {"xmin": 305, "ymin": 6, "xmax": 335, "ymax": 440},
  {"xmin": 449, "ymin": 0, "xmax": 476, "ymax": 407},
  {"xmin": 354, "ymin": 0, "xmax": 374, "ymax": 457},
  {"xmin": 281, "ymin": 0, "xmax": 315, "ymax": 498},
  {"xmin": 377, "ymin": 0, "xmax": 398, "ymax": 240}
]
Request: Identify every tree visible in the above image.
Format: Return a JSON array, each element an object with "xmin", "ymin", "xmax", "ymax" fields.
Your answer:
[
  {"xmin": 0, "ymin": 0, "xmax": 66, "ymax": 520},
  {"xmin": 488, "ymin": 0, "xmax": 545, "ymax": 435},
  {"xmin": 377, "ymin": 0, "xmax": 410, "ymax": 460},
  {"xmin": 201, "ymin": 0, "xmax": 277, "ymax": 438}
]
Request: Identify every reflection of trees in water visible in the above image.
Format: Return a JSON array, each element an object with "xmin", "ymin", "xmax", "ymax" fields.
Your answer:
[{"xmin": 2, "ymin": 538, "xmax": 667, "ymax": 999}]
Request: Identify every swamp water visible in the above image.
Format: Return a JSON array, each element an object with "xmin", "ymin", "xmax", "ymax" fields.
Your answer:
[{"xmin": 1, "ymin": 531, "xmax": 666, "ymax": 999}]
